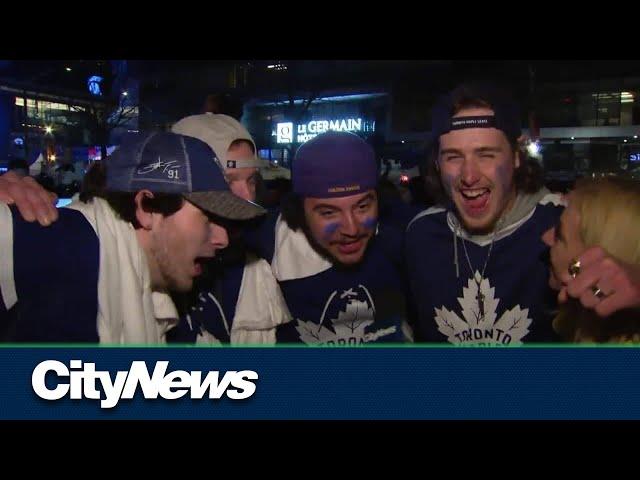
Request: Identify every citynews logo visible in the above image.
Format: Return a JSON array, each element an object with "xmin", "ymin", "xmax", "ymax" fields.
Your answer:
[{"xmin": 31, "ymin": 360, "xmax": 258, "ymax": 409}]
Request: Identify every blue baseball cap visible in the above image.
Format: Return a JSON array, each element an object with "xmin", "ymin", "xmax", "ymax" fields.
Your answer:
[
  {"xmin": 292, "ymin": 131, "xmax": 378, "ymax": 198},
  {"xmin": 430, "ymin": 83, "xmax": 522, "ymax": 145},
  {"xmin": 106, "ymin": 131, "xmax": 265, "ymax": 220}
]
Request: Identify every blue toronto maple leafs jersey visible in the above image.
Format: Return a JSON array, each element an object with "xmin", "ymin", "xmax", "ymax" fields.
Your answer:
[
  {"xmin": 275, "ymin": 250, "xmax": 409, "ymax": 345},
  {"xmin": 245, "ymin": 206, "xmax": 415, "ymax": 345},
  {"xmin": 167, "ymin": 257, "xmax": 244, "ymax": 344},
  {"xmin": 405, "ymin": 198, "xmax": 563, "ymax": 345},
  {"xmin": 0, "ymin": 206, "xmax": 100, "ymax": 342}
]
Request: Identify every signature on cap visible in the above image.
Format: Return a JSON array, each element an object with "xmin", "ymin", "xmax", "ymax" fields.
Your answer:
[{"xmin": 137, "ymin": 157, "xmax": 182, "ymax": 180}]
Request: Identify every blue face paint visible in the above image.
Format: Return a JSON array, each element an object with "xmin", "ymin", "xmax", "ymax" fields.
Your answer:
[
  {"xmin": 362, "ymin": 217, "xmax": 378, "ymax": 231},
  {"xmin": 322, "ymin": 216, "xmax": 376, "ymax": 241},
  {"xmin": 323, "ymin": 222, "xmax": 340, "ymax": 239}
]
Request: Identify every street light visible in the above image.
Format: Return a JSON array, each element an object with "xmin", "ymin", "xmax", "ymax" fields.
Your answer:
[{"xmin": 527, "ymin": 140, "xmax": 541, "ymax": 157}]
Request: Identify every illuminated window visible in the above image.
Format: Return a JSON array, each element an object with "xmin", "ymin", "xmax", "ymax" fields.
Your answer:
[
  {"xmin": 15, "ymin": 97, "xmax": 37, "ymax": 108},
  {"xmin": 16, "ymin": 97, "xmax": 85, "ymax": 113}
]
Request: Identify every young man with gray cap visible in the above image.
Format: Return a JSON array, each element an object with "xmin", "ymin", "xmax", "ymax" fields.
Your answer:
[
  {"xmin": 0, "ymin": 131, "xmax": 265, "ymax": 343},
  {"xmin": 168, "ymin": 112, "xmax": 291, "ymax": 344},
  {"xmin": 245, "ymin": 131, "xmax": 413, "ymax": 345},
  {"xmin": 171, "ymin": 113, "xmax": 263, "ymax": 201}
]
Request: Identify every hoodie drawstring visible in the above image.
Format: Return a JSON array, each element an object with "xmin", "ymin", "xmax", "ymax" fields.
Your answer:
[{"xmin": 453, "ymin": 225, "xmax": 459, "ymax": 279}]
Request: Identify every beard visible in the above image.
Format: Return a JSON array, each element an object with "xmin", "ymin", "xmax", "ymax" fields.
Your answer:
[{"xmin": 301, "ymin": 223, "xmax": 370, "ymax": 270}]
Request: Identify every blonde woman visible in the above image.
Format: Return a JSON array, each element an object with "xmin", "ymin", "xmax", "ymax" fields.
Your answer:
[{"xmin": 542, "ymin": 176, "xmax": 640, "ymax": 342}]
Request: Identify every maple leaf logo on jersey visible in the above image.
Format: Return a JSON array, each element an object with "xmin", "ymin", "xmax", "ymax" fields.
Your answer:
[
  {"xmin": 295, "ymin": 285, "xmax": 397, "ymax": 345},
  {"xmin": 434, "ymin": 272, "xmax": 532, "ymax": 345}
]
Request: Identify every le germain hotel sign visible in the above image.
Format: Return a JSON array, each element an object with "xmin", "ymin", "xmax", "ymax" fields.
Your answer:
[{"xmin": 275, "ymin": 117, "xmax": 372, "ymax": 144}]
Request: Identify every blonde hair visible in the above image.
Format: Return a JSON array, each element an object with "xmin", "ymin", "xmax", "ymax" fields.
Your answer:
[{"xmin": 553, "ymin": 176, "xmax": 640, "ymax": 343}]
